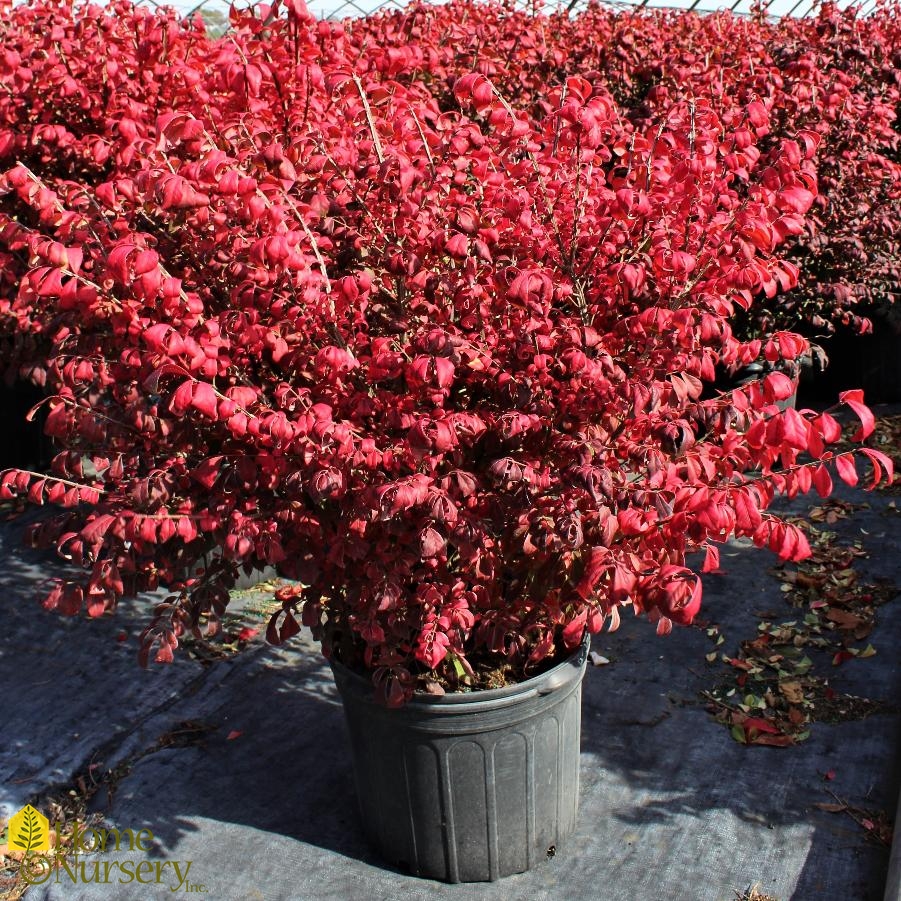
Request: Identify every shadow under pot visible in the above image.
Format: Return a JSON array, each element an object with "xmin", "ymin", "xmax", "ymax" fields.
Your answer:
[{"xmin": 329, "ymin": 638, "xmax": 589, "ymax": 883}]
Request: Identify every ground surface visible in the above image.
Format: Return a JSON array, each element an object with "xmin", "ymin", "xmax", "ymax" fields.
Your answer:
[{"xmin": 1, "ymin": 462, "xmax": 900, "ymax": 900}]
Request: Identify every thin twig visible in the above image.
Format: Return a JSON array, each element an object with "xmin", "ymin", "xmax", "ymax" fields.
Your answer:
[{"xmin": 352, "ymin": 74, "xmax": 385, "ymax": 164}]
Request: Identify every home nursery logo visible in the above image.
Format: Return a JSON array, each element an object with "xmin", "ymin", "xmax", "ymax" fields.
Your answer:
[
  {"xmin": 1, "ymin": 804, "xmax": 206, "ymax": 892},
  {"xmin": 8, "ymin": 805, "xmax": 50, "ymax": 853}
]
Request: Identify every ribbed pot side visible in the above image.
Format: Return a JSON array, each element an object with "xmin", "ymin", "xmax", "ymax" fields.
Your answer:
[{"xmin": 330, "ymin": 641, "xmax": 589, "ymax": 883}]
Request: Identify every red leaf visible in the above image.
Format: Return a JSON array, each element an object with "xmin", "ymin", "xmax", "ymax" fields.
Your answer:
[
  {"xmin": 773, "ymin": 523, "xmax": 812, "ymax": 562},
  {"xmin": 86, "ymin": 593, "xmax": 106, "ymax": 618},
  {"xmin": 58, "ymin": 585, "xmax": 84, "ymax": 616},
  {"xmin": 575, "ymin": 546, "xmax": 611, "ymax": 599},
  {"xmin": 279, "ymin": 612, "xmax": 301, "ymax": 642},
  {"xmin": 812, "ymin": 464, "xmax": 833, "ymax": 498},
  {"xmin": 170, "ymin": 380, "xmax": 195, "ymax": 415},
  {"xmin": 727, "ymin": 657, "xmax": 754, "ymax": 672},
  {"xmin": 81, "ymin": 513, "xmax": 116, "ymax": 548},
  {"xmin": 839, "ymin": 390, "xmax": 875, "ymax": 442},
  {"xmin": 859, "ymin": 448, "xmax": 894, "ymax": 488},
  {"xmin": 266, "ymin": 612, "xmax": 282, "ymax": 645},
  {"xmin": 701, "ymin": 544, "xmax": 721, "ymax": 573},
  {"xmin": 562, "ymin": 609, "xmax": 587, "ymax": 649},
  {"xmin": 763, "ymin": 371, "xmax": 795, "ymax": 403},
  {"xmin": 445, "ymin": 233, "xmax": 469, "ymax": 259},
  {"xmin": 743, "ymin": 716, "xmax": 782, "ymax": 735},
  {"xmin": 27, "ymin": 478, "xmax": 46, "ymax": 506},
  {"xmin": 814, "ymin": 412, "xmax": 843, "ymax": 444},
  {"xmin": 778, "ymin": 185, "xmax": 816, "ymax": 214},
  {"xmin": 655, "ymin": 615, "xmax": 673, "ymax": 636},
  {"xmin": 144, "ymin": 323, "xmax": 174, "ymax": 352},
  {"xmin": 781, "ymin": 408, "xmax": 809, "ymax": 450},
  {"xmin": 191, "ymin": 457, "xmax": 224, "ymax": 490},
  {"xmin": 835, "ymin": 453, "xmax": 858, "ymax": 487},
  {"xmin": 191, "ymin": 382, "xmax": 219, "ymax": 419}
]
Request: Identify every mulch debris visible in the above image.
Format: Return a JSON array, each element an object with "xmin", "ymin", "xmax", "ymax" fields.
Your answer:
[{"xmin": 703, "ymin": 501, "xmax": 897, "ymax": 748}]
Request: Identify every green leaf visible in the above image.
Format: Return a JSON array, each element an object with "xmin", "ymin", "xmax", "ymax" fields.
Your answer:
[{"xmin": 730, "ymin": 725, "xmax": 747, "ymax": 744}]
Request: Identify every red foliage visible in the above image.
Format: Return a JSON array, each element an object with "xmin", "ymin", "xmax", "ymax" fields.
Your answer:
[
  {"xmin": 0, "ymin": 0, "xmax": 895, "ymax": 704},
  {"xmin": 350, "ymin": 0, "xmax": 901, "ymax": 334}
]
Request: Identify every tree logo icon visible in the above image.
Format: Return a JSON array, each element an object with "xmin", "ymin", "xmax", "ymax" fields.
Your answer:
[{"xmin": 8, "ymin": 805, "xmax": 50, "ymax": 853}]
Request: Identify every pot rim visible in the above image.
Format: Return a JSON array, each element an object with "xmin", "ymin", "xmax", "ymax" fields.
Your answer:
[{"xmin": 329, "ymin": 633, "xmax": 590, "ymax": 710}]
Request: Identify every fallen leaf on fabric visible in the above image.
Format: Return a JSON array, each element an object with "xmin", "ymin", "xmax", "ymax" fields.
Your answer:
[{"xmin": 779, "ymin": 681, "xmax": 804, "ymax": 704}]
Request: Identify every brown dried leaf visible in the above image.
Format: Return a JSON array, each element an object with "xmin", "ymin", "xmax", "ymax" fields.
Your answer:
[
  {"xmin": 796, "ymin": 572, "xmax": 825, "ymax": 589},
  {"xmin": 779, "ymin": 681, "xmax": 805, "ymax": 704},
  {"xmin": 826, "ymin": 609, "xmax": 864, "ymax": 630}
]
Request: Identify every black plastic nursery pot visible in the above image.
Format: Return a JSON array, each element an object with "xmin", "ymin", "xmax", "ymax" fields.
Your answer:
[
  {"xmin": 816, "ymin": 323, "xmax": 901, "ymax": 404},
  {"xmin": 0, "ymin": 379, "xmax": 52, "ymax": 470},
  {"xmin": 330, "ymin": 639, "xmax": 589, "ymax": 883}
]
